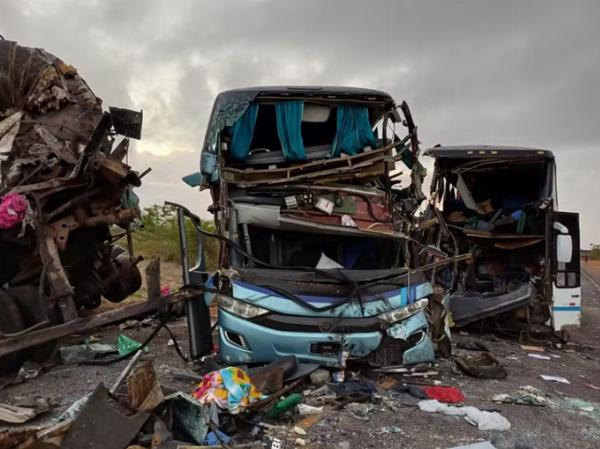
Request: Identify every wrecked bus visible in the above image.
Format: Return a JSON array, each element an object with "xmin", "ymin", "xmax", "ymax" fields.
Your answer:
[
  {"xmin": 421, "ymin": 145, "xmax": 580, "ymax": 335},
  {"xmin": 184, "ymin": 86, "xmax": 450, "ymax": 367}
]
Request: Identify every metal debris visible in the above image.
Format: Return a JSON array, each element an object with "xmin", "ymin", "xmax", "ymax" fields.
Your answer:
[{"xmin": 0, "ymin": 39, "xmax": 145, "ymax": 363}]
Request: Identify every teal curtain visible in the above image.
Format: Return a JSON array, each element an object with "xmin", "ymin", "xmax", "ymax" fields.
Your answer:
[
  {"xmin": 230, "ymin": 103, "xmax": 259, "ymax": 161},
  {"xmin": 331, "ymin": 105, "xmax": 376, "ymax": 157},
  {"xmin": 275, "ymin": 101, "xmax": 306, "ymax": 161}
]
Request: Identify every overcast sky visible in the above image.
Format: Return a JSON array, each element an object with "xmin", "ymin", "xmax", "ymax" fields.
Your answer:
[{"xmin": 1, "ymin": 0, "xmax": 599, "ymax": 245}]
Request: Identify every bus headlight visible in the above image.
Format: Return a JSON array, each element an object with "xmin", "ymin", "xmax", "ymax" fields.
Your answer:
[
  {"xmin": 218, "ymin": 295, "xmax": 270, "ymax": 319},
  {"xmin": 378, "ymin": 298, "xmax": 429, "ymax": 324}
]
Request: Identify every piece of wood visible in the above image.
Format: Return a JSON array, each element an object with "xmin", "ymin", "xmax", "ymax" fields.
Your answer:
[
  {"xmin": 0, "ymin": 403, "xmax": 38, "ymax": 424},
  {"xmin": 494, "ymin": 237, "xmax": 543, "ymax": 249},
  {"xmin": 222, "ymin": 142, "xmax": 397, "ymax": 186},
  {"xmin": 109, "ymin": 349, "xmax": 143, "ymax": 394},
  {"xmin": 521, "ymin": 344, "xmax": 545, "ymax": 352},
  {"xmin": 145, "ymin": 258, "xmax": 161, "ymax": 301},
  {"xmin": 0, "ymin": 289, "xmax": 198, "ymax": 357}
]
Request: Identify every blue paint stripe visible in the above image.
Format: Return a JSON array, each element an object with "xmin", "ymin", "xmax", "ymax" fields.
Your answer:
[{"xmin": 553, "ymin": 306, "xmax": 581, "ymax": 311}]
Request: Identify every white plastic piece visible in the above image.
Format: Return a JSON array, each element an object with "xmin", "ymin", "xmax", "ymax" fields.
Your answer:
[
  {"xmin": 297, "ymin": 404, "xmax": 324, "ymax": 415},
  {"xmin": 316, "ymin": 253, "xmax": 343, "ymax": 269},
  {"xmin": 341, "ymin": 214, "xmax": 357, "ymax": 227},
  {"xmin": 418, "ymin": 400, "xmax": 511, "ymax": 431},
  {"xmin": 540, "ymin": 374, "xmax": 570, "ymax": 384},
  {"xmin": 315, "ymin": 197, "xmax": 334, "ymax": 214},
  {"xmin": 284, "ymin": 196, "xmax": 298, "ymax": 208}
]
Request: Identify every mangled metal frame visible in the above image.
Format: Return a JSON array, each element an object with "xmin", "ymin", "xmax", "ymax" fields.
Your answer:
[
  {"xmin": 420, "ymin": 146, "xmax": 581, "ymax": 335},
  {"xmin": 0, "ymin": 40, "xmax": 150, "ymax": 359}
]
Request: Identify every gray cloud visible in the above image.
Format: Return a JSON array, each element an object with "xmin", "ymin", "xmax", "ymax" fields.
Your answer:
[{"xmin": 1, "ymin": 0, "xmax": 598, "ymax": 244}]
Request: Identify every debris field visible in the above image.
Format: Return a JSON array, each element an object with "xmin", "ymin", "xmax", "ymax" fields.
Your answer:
[{"xmin": 0, "ymin": 39, "xmax": 596, "ymax": 449}]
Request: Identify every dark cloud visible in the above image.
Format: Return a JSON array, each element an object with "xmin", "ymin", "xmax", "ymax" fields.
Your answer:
[{"xmin": 1, "ymin": 0, "xmax": 598, "ymax": 244}]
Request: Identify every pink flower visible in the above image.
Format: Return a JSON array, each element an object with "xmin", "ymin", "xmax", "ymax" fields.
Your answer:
[{"xmin": 160, "ymin": 285, "xmax": 171, "ymax": 296}]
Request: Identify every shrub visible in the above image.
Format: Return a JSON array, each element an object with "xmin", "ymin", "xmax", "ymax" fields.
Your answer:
[{"xmin": 132, "ymin": 204, "xmax": 219, "ymax": 271}]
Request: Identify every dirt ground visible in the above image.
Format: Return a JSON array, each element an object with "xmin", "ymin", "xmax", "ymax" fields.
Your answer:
[{"xmin": 2, "ymin": 262, "xmax": 600, "ymax": 449}]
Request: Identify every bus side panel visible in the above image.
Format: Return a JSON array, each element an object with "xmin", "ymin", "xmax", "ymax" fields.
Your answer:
[{"xmin": 551, "ymin": 211, "xmax": 581, "ymax": 331}]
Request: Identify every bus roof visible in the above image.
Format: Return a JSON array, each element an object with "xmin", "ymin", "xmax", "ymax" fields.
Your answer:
[{"xmin": 425, "ymin": 145, "xmax": 555, "ymax": 160}]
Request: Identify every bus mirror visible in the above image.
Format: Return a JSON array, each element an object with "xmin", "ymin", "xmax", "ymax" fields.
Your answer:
[{"xmin": 556, "ymin": 234, "xmax": 573, "ymax": 263}]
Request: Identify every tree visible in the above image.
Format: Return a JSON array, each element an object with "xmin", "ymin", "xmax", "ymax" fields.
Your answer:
[{"xmin": 133, "ymin": 205, "xmax": 218, "ymax": 271}]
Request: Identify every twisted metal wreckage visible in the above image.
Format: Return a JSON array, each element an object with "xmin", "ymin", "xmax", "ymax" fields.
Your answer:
[{"xmin": 0, "ymin": 40, "xmax": 157, "ymax": 366}]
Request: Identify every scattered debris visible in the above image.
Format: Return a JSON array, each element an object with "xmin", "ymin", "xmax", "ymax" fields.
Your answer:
[
  {"xmin": 376, "ymin": 426, "xmax": 404, "ymax": 435},
  {"xmin": 117, "ymin": 334, "xmax": 148, "ymax": 356},
  {"xmin": 456, "ymin": 353, "xmax": 507, "ymax": 379},
  {"xmin": 59, "ymin": 341, "xmax": 117, "ymax": 364},
  {"xmin": 0, "ymin": 360, "xmax": 42, "ymax": 390},
  {"xmin": 423, "ymin": 386, "xmax": 465, "ymax": 403},
  {"xmin": 374, "ymin": 364, "xmax": 438, "ymax": 377},
  {"xmin": 127, "ymin": 359, "xmax": 165, "ymax": 412},
  {"xmin": 309, "ymin": 368, "xmax": 331, "ymax": 386},
  {"xmin": 345, "ymin": 402, "xmax": 374, "ymax": 421},
  {"xmin": 491, "ymin": 386, "xmax": 547, "ymax": 407},
  {"xmin": 395, "ymin": 383, "xmax": 429, "ymax": 400},
  {"xmin": 60, "ymin": 384, "xmax": 149, "ymax": 449},
  {"xmin": 521, "ymin": 345, "xmax": 545, "ymax": 352},
  {"xmin": 447, "ymin": 442, "xmax": 497, "ymax": 449},
  {"xmin": 296, "ymin": 403, "xmax": 324, "ymax": 415},
  {"xmin": 456, "ymin": 340, "xmax": 490, "ymax": 352},
  {"xmin": 265, "ymin": 393, "xmax": 303, "ymax": 418},
  {"xmin": 418, "ymin": 399, "xmax": 511, "ymax": 431},
  {"xmin": 162, "ymin": 391, "xmax": 210, "ymax": 444},
  {"xmin": 540, "ymin": 374, "xmax": 570, "ymax": 384},
  {"xmin": 0, "ymin": 397, "xmax": 49, "ymax": 424},
  {"xmin": 205, "ymin": 429, "xmax": 232, "ymax": 446},
  {"xmin": 527, "ymin": 353, "xmax": 552, "ymax": 360},
  {"xmin": 192, "ymin": 367, "xmax": 267, "ymax": 414},
  {"xmin": 293, "ymin": 426, "xmax": 307, "ymax": 436}
]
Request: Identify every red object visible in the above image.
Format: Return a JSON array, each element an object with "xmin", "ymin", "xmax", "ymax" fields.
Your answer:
[
  {"xmin": 423, "ymin": 386, "xmax": 465, "ymax": 403},
  {"xmin": 0, "ymin": 193, "xmax": 28, "ymax": 229}
]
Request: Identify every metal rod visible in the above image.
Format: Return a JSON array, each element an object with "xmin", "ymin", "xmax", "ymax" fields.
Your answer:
[
  {"xmin": 110, "ymin": 349, "xmax": 143, "ymax": 394},
  {"xmin": 177, "ymin": 208, "xmax": 191, "ymax": 285}
]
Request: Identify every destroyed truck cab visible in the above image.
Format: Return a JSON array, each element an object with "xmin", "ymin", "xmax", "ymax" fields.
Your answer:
[
  {"xmin": 187, "ymin": 86, "xmax": 446, "ymax": 367},
  {"xmin": 421, "ymin": 146, "xmax": 580, "ymax": 335}
]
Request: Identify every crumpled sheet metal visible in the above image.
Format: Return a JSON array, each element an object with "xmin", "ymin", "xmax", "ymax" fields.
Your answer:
[
  {"xmin": 0, "ymin": 40, "xmax": 102, "ymax": 186},
  {"xmin": 60, "ymin": 384, "xmax": 149, "ymax": 449},
  {"xmin": 0, "ymin": 40, "xmax": 143, "ymax": 317}
]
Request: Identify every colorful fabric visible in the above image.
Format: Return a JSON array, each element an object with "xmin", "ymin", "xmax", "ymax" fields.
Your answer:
[
  {"xmin": 275, "ymin": 101, "xmax": 306, "ymax": 161},
  {"xmin": 192, "ymin": 367, "xmax": 267, "ymax": 414},
  {"xmin": 331, "ymin": 105, "xmax": 376, "ymax": 157},
  {"xmin": 230, "ymin": 103, "xmax": 259, "ymax": 162},
  {"xmin": 0, "ymin": 193, "xmax": 28, "ymax": 229},
  {"xmin": 423, "ymin": 386, "xmax": 465, "ymax": 403}
]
